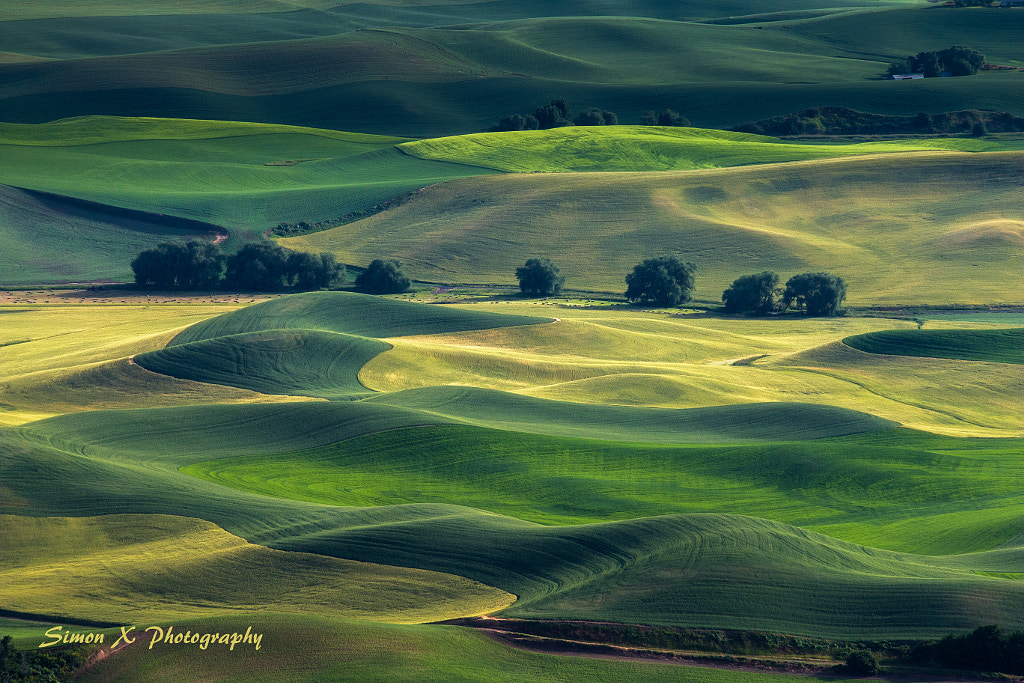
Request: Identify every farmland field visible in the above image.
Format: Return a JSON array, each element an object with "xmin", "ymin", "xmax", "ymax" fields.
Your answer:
[{"xmin": 1, "ymin": 0, "xmax": 1023, "ymax": 681}]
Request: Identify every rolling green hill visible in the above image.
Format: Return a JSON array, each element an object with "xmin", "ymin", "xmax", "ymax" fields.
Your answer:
[
  {"xmin": 397, "ymin": 125, "xmax": 1003, "ymax": 173},
  {"xmin": 844, "ymin": 327, "xmax": 1024, "ymax": 364},
  {"xmin": 0, "ymin": 513, "xmax": 512, "ymax": 624},
  {"xmin": 5, "ymin": 420, "xmax": 1024, "ymax": 639},
  {"xmin": 2, "ymin": 291, "xmax": 1022, "ymax": 659},
  {"xmin": 2, "ymin": 2, "xmax": 1022, "ymax": 676},
  {"xmin": 167, "ymin": 290, "xmax": 550, "ymax": 343},
  {"xmin": 0, "ymin": 184, "xmax": 225, "ymax": 285},
  {"xmin": 0, "ymin": 117, "xmax": 496, "ymax": 283},
  {"xmin": 6, "ymin": 117, "xmax": 1022, "ymax": 293},
  {"xmin": 182, "ymin": 423, "xmax": 1024, "ymax": 553},
  {"xmin": 283, "ymin": 151, "xmax": 1024, "ymax": 305},
  {"xmin": 135, "ymin": 330, "xmax": 389, "ymax": 399},
  {"xmin": 0, "ymin": 117, "xmax": 493, "ymax": 244}
]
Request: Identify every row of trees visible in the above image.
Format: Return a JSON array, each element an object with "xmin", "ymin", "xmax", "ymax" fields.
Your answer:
[
  {"xmin": 491, "ymin": 99, "xmax": 692, "ymax": 131},
  {"xmin": 732, "ymin": 106, "xmax": 1019, "ymax": 137},
  {"xmin": 888, "ymin": 45, "xmax": 985, "ymax": 77},
  {"xmin": 515, "ymin": 256, "xmax": 846, "ymax": 316},
  {"xmin": 909, "ymin": 625, "xmax": 1024, "ymax": 676},
  {"xmin": 131, "ymin": 242, "xmax": 844, "ymax": 315},
  {"xmin": 492, "ymin": 99, "xmax": 618, "ymax": 131},
  {"xmin": 723, "ymin": 271, "xmax": 847, "ymax": 316},
  {"xmin": 132, "ymin": 241, "xmax": 344, "ymax": 292}
]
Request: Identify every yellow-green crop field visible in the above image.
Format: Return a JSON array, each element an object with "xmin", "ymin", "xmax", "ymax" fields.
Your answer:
[{"xmin": 360, "ymin": 301, "xmax": 1022, "ymax": 437}]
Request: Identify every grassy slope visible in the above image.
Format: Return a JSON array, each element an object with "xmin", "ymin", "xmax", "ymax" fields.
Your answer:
[
  {"xmin": 0, "ymin": 514, "xmax": 512, "ymax": 624},
  {"xmin": 0, "ymin": 303, "xmax": 318, "ymax": 426},
  {"xmin": 843, "ymin": 327, "xmax": 1024, "ymax": 364},
  {"xmin": 182, "ymin": 423, "xmax": 1024, "ymax": 553},
  {"xmin": 77, "ymin": 613, "xmax": 830, "ymax": 683},
  {"xmin": 167, "ymin": 290, "xmax": 551, "ymax": 344},
  {"xmin": 6, "ymin": 118, "xmax": 1021, "ymax": 292},
  {"xmin": 0, "ymin": 117, "xmax": 493, "ymax": 241},
  {"xmin": 0, "ymin": 185, "xmax": 227, "ymax": 285},
  {"xmin": 772, "ymin": 340, "xmax": 1023, "ymax": 437},
  {"xmin": 0, "ymin": 116, "xmax": 409, "ymax": 146},
  {"xmin": 133, "ymin": 290, "xmax": 552, "ymax": 398},
  {"xmin": 135, "ymin": 330, "xmax": 389, "ymax": 399},
  {"xmin": 398, "ymin": 126, "xmax": 1005, "ymax": 173},
  {"xmin": 364, "ymin": 387, "xmax": 897, "ymax": 442},
  {"xmin": 285, "ymin": 151, "xmax": 1024, "ymax": 306}
]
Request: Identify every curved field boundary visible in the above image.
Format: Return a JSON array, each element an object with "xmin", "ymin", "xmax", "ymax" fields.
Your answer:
[
  {"xmin": 365, "ymin": 386, "xmax": 897, "ymax": 443},
  {"xmin": 136, "ymin": 329, "xmax": 389, "ymax": 399},
  {"xmin": 397, "ymin": 126, "xmax": 1001, "ymax": 174},
  {"xmin": 169, "ymin": 291, "xmax": 552, "ymax": 345},
  {"xmin": 0, "ymin": 513, "xmax": 513, "ymax": 624},
  {"xmin": 844, "ymin": 328, "xmax": 1024, "ymax": 364}
]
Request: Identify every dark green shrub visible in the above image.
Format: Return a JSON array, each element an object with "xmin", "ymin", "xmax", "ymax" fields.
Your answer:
[{"xmin": 846, "ymin": 649, "xmax": 881, "ymax": 675}]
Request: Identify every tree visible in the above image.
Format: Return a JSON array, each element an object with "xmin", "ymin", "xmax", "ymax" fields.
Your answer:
[
  {"xmin": 224, "ymin": 242, "xmax": 291, "ymax": 291},
  {"xmin": 782, "ymin": 272, "xmax": 847, "ymax": 316},
  {"xmin": 658, "ymin": 109, "xmax": 690, "ymax": 127},
  {"xmin": 937, "ymin": 45, "xmax": 985, "ymax": 75},
  {"xmin": 534, "ymin": 98, "xmax": 573, "ymax": 129},
  {"xmin": 888, "ymin": 45, "xmax": 985, "ymax": 77},
  {"xmin": 131, "ymin": 240, "xmax": 224, "ymax": 290},
  {"xmin": 131, "ymin": 246, "xmax": 172, "ymax": 289},
  {"xmin": 178, "ymin": 240, "xmax": 225, "ymax": 289},
  {"xmin": 0, "ymin": 635, "xmax": 19, "ymax": 678},
  {"xmin": 516, "ymin": 258, "xmax": 565, "ymax": 296},
  {"xmin": 354, "ymin": 258, "xmax": 410, "ymax": 294},
  {"xmin": 574, "ymin": 107, "xmax": 618, "ymax": 126},
  {"xmin": 493, "ymin": 113, "xmax": 539, "ymax": 132},
  {"xmin": 288, "ymin": 251, "xmax": 344, "ymax": 291},
  {"xmin": 640, "ymin": 109, "xmax": 690, "ymax": 126},
  {"xmin": 722, "ymin": 271, "xmax": 780, "ymax": 314},
  {"xmin": 625, "ymin": 256, "xmax": 696, "ymax": 307}
]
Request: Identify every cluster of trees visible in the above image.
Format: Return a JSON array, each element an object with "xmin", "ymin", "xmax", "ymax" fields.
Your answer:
[
  {"xmin": 492, "ymin": 99, "xmax": 618, "ymax": 132},
  {"xmin": 131, "ymin": 240, "xmax": 343, "ymax": 292},
  {"xmin": 514, "ymin": 255, "xmax": 696, "ymax": 306},
  {"xmin": 491, "ymin": 99, "xmax": 697, "ymax": 131},
  {"xmin": 640, "ymin": 109, "xmax": 691, "ymax": 127},
  {"xmin": 723, "ymin": 271, "xmax": 846, "ymax": 316},
  {"xmin": 909, "ymin": 625, "xmax": 1024, "ymax": 675},
  {"xmin": 1, "ymin": 634, "xmax": 90, "ymax": 682},
  {"xmin": 733, "ymin": 106, "xmax": 1023, "ymax": 137},
  {"xmin": 888, "ymin": 45, "xmax": 985, "ymax": 77},
  {"xmin": 130, "ymin": 240, "xmax": 420, "ymax": 295},
  {"xmin": 515, "ymin": 256, "xmax": 846, "ymax": 316}
]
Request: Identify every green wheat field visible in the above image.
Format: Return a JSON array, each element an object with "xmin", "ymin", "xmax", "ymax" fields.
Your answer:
[{"xmin": 0, "ymin": 0, "xmax": 1022, "ymax": 681}]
